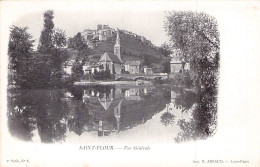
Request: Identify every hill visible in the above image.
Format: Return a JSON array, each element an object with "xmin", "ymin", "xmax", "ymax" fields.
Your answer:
[{"xmin": 88, "ymin": 30, "xmax": 167, "ymax": 72}]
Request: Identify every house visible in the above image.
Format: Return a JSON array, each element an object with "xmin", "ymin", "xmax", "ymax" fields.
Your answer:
[
  {"xmin": 82, "ymin": 62, "xmax": 104, "ymax": 75},
  {"xmin": 63, "ymin": 60, "xmax": 74, "ymax": 75},
  {"xmin": 143, "ymin": 66, "xmax": 153, "ymax": 74},
  {"xmin": 124, "ymin": 61, "xmax": 142, "ymax": 74},
  {"xmin": 62, "ymin": 48, "xmax": 79, "ymax": 75},
  {"xmin": 170, "ymin": 57, "xmax": 183, "ymax": 73}
]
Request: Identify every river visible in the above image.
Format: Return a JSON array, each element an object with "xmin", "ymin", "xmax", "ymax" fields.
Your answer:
[{"xmin": 7, "ymin": 85, "xmax": 217, "ymax": 144}]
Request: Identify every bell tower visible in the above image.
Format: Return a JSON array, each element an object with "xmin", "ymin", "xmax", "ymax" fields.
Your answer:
[{"xmin": 114, "ymin": 29, "xmax": 121, "ymax": 62}]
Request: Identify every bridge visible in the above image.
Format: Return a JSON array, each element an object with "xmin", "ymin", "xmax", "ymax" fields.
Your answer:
[{"xmin": 115, "ymin": 73, "xmax": 168, "ymax": 80}]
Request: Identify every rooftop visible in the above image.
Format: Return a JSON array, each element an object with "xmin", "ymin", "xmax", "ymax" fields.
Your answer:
[
  {"xmin": 124, "ymin": 61, "xmax": 141, "ymax": 66},
  {"xmin": 99, "ymin": 52, "xmax": 123, "ymax": 64}
]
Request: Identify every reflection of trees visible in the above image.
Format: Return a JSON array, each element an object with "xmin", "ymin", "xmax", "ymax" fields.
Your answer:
[
  {"xmin": 67, "ymin": 104, "xmax": 93, "ymax": 136},
  {"xmin": 175, "ymin": 90, "xmax": 198, "ymax": 112},
  {"xmin": 175, "ymin": 81, "xmax": 217, "ymax": 143},
  {"xmin": 8, "ymin": 106, "xmax": 36, "ymax": 141},
  {"xmin": 8, "ymin": 90, "xmax": 68, "ymax": 143},
  {"xmin": 121, "ymin": 88, "xmax": 170, "ymax": 130},
  {"xmin": 69, "ymin": 86, "xmax": 84, "ymax": 100},
  {"xmin": 160, "ymin": 112, "xmax": 175, "ymax": 126}
]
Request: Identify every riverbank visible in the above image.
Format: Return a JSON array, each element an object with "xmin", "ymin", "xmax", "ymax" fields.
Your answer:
[{"xmin": 74, "ymin": 80, "xmax": 153, "ymax": 86}]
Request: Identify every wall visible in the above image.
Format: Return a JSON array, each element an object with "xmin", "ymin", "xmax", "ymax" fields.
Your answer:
[{"xmin": 170, "ymin": 63, "xmax": 182, "ymax": 73}]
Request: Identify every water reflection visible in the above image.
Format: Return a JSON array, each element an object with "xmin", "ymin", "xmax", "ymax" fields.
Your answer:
[{"xmin": 7, "ymin": 85, "xmax": 217, "ymax": 143}]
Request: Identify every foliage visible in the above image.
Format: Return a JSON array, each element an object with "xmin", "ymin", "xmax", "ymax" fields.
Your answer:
[
  {"xmin": 159, "ymin": 42, "xmax": 172, "ymax": 60},
  {"xmin": 93, "ymin": 69, "xmax": 111, "ymax": 80},
  {"xmin": 142, "ymin": 54, "xmax": 152, "ymax": 67},
  {"xmin": 160, "ymin": 112, "xmax": 175, "ymax": 126},
  {"xmin": 174, "ymin": 88, "xmax": 217, "ymax": 143},
  {"xmin": 68, "ymin": 32, "xmax": 90, "ymax": 62},
  {"xmin": 161, "ymin": 61, "xmax": 170, "ymax": 73},
  {"xmin": 53, "ymin": 28, "xmax": 67, "ymax": 48},
  {"xmin": 8, "ymin": 25, "xmax": 35, "ymax": 87},
  {"xmin": 26, "ymin": 53, "xmax": 52, "ymax": 88},
  {"xmin": 37, "ymin": 10, "xmax": 68, "ymax": 87},
  {"xmin": 37, "ymin": 10, "xmax": 54, "ymax": 53},
  {"xmin": 8, "ymin": 89, "xmax": 67, "ymax": 143},
  {"xmin": 164, "ymin": 11, "xmax": 220, "ymax": 90},
  {"xmin": 71, "ymin": 59, "xmax": 84, "ymax": 81}
]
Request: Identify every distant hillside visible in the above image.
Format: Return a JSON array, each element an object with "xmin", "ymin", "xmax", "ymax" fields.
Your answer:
[{"xmin": 89, "ymin": 31, "xmax": 166, "ymax": 71}]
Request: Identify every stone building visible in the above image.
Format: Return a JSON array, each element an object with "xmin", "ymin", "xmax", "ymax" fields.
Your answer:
[
  {"xmin": 63, "ymin": 60, "xmax": 74, "ymax": 75},
  {"xmin": 82, "ymin": 24, "xmax": 115, "ymax": 43},
  {"xmin": 124, "ymin": 88, "xmax": 141, "ymax": 101},
  {"xmin": 170, "ymin": 57, "xmax": 183, "ymax": 74},
  {"xmin": 98, "ymin": 29, "xmax": 123, "ymax": 74},
  {"xmin": 124, "ymin": 61, "xmax": 142, "ymax": 74},
  {"xmin": 143, "ymin": 66, "xmax": 153, "ymax": 74}
]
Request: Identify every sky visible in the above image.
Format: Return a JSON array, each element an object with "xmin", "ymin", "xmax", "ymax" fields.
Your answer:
[{"xmin": 13, "ymin": 10, "xmax": 170, "ymax": 48}]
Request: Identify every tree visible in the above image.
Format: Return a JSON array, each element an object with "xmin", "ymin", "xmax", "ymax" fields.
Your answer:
[
  {"xmin": 38, "ymin": 10, "xmax": 54, "ymax": 53},
  {"xmin": 37, "ymin": 10, "xmax": 68, "ymax": 87},
  {"xmin": 71, "ymin": 59, "xmax": 84, "ymax": 81},
  {"xmin": 164, "ymin": 11, "xmax": 219, "ymax": 61},
  {"xmin": 160, "ymin": 112, "xmax": 175, "ymax": 126},
  {"xmin": 159, "ymin": 42, "xmax": 172, "ymax": 61},
  {"xmin": 68, "ymin": 32, "xmax": 90, "ymax": 62},
  {"xmin": 161, "ymin": 61, "xmax": 170, "ymax": 73},
  {"xmin": 164, "ymin": 11, "xmax": 220, "ymax": 91},
  {"xmin": 8, "ymin": 25, "xmax": 35, "ymax": 88}
]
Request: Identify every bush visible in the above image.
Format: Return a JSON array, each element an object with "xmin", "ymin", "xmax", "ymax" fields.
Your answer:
[{"xmin": 93, "ymin": 69, "xmax": 111, "ymax": 80}]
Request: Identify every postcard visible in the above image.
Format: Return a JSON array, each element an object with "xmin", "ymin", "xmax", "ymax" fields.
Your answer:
[{"xmin": 1, "ymin": 1, "xmax": 260, "ymax": 167}]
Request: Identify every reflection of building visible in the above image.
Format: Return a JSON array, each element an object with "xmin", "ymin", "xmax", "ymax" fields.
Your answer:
[
  {"xmin": 97, "ymin": 98, "xmax": 123, "ymax": 135},
  {"xmin": 98, "ymin": 88, "xmax": 115, "ymax": 110},
  {"xmin": 165, "ymin": 90, "xmax": 191, "ymax": 121},
  {"xmin": 143, "ymin": 87, "xmax": 153, "ymax": 95},
  {"xmin": 124, "ymin": 88, "xmax": 141, "ymax": 101},
  {"xmin": 62, "ymin": 86, "xmax": 167, "ymax": 138}
]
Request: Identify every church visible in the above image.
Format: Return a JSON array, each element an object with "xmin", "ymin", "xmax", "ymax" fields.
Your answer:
[{"xmin": 98, "ymin": 29, "xmax": 124, "ymax": 74}]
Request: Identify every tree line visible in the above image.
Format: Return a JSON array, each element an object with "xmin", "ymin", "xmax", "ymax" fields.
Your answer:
[{"xmin": 8, "ymin": 10, "xmax": 90, "ymax": 89}]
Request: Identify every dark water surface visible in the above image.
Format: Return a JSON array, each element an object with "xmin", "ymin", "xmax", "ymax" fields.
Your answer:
[{"xmin": 7, "ymin": 85, "xmax": 217, "ymax": 143}]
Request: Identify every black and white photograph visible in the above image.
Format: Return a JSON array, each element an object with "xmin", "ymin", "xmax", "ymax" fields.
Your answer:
[
  {"xmin": 1, "ymin": 1, "xmax": 260, "ymax": 167},
  {"xmin": 6, "ymin": 9, "xmax": 219, "ymax": 144}
]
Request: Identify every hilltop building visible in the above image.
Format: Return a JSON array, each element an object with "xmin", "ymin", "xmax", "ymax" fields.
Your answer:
[
  {"xmin": 82, "ymin": 24, "xmax": 115, "ymax": 42},
  {"xmin": 82, "ymin": 24, "xmax": 158, "ymax": 50}
]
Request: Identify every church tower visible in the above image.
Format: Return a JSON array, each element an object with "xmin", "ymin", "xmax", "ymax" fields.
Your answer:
[
  {"xmin": 114, "ymin": 29, "xmax": 122, "ymax": 62},
  {"xmin": 114, "ymin": 99, "xmax": 122, "ymax": 133}
]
